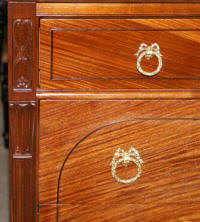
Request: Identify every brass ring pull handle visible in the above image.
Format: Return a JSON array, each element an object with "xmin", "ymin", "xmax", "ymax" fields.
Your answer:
[
  {"xmin": 135, "ymin": 43, "xmax": 162, "ymax": 77},
  {"xmin": 110, "ymin": 147, "xmax": 143, "ymax": 184}
]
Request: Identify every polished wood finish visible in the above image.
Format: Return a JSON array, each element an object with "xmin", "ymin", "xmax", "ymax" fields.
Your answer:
[
  {"xmin": 40, "ymin": 18, "xmax": 200, "ymax": 90},
  {"xmin": 7, "ymin": 0, "xmax": 200, "ymax": 2},
  {"xmin": 39, "ymin": 100, "xmax": 200, "ymax": 204},
  {"xmin": 9, "ymin": 0, "xmax": 200, "ymax": 3},
  {"xmin": 8, "ymin": 2, "xmax": 37, "ymax": 101},
  {"xmin": 39, "ymin": 100, "xmax": 200, "ymax": 221},
  {"xmin": 37, "ymin": 89, "xmax": 200, "ymax": 100},
  {"xmin": 9, "ymin": 1, "xmax": 200, "ymax": 222},
  {"xmin": 41, "ymin": 204, "xmax": 200, "ymax": 222},
  {"xmin": 10, "ymin": 102, "xmax": 36, "ymax": 155},
  {"xmin": 8, "ymin": 2, "xmax": 38, "ymax": 222},
  {"xmin": 9, "ymin": 102, "xmax": 37, "ymax": 222},
  {"xmin": 12, "ymin": 19, "xmax": 33, "ymax": 90},
  {"xmin": 37, "ymin": 3, "xmax": 200, "ymax": 16}
]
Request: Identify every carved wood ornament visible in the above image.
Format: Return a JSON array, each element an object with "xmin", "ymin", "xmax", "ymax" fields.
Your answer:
[
  {"xmin": 12, "ymin": 19, "xmax": 33, "ymax": 90},
  {"xmin": 8, "ymin": 3, "xmax": 37, "ymax": 222},
  {"xmin": 9, "ymin": 102, "xmax": 36, "ymax": 155},
  {"xmin": 9, "ymin": 101, "xmax": 37, "ymax": 222},
  {"xmin": 8, "ymin": 1, "xmax": 200, "ymax": 222}
]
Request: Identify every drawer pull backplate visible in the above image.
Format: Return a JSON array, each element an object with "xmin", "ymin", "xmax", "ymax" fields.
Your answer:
[
  {"xmin": 135, "ymin": 43, "xmax": 162, "ymax": 76},
  {"xmin": 111, "ymin": 147, "xmax": 143, "ymax": 184}
]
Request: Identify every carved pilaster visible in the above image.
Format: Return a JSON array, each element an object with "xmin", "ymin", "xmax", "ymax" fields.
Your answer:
[
  {"xmin": 9, "ymin": 102, "xmax": 37, "ymax": 222},
  {"xmin": 10, "ymin": 102, "xmax": 36, "ymax": 155},
  {"xmin": 8, "ymin": 2, "xmax": 37, "ymax": 101},
  {"xmin": 13, "ymin": 19, "xmax": 33, "ymax": 90},
  {"xmin": 12, "ymin": 158, "xmax": 34, "ymax": 222},
  {"xmin": 8, "ymin": 2, "xmax": 38, "ymax": 222}
]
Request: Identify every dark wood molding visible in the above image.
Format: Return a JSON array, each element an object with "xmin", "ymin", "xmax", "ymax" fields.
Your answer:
[
  {"xmin": 8, "ymin": 2, "xmax": 38, "ymax": 222},
  {"xmin": 9, "ymin": 101, "xmax": 37, "ymax": 222},
  {"xmin": 12, "ymin": 19, "xmax": 33, "ymax": 91},
  {"xmin": 9, "ymin": 102, "xmax": 36, "ymax": 155},
  {"xmin": 12, "ymin": 158, "xmax": 34, "ymax": 222},
  {"xmin": 37, "ymin": 3, "xmax": 200, "ymax": 16},
  {"xmin": 8, "ymin": 2, "xmax": 37, "ymax": 101},
  {"xmin": 36, "ymin": 89, "xmax": 200, "ymax": 100},
  {"xmin": 7, "ymin": 0, "xmax": 200, "ymax": 3}
]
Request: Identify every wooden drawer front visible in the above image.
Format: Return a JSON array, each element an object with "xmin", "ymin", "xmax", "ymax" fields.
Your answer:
[
  {"xmin": 39, "ymin": 100, "xmax": 200, "ymax": 221},
  {"xmin": 40, "ymin": 19, "xmax": 200, "ymax": 90}
]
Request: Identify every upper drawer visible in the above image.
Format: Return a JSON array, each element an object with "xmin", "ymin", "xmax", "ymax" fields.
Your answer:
[{"xmin": 40, "ymin": 19, "xmax": 200, "ymax": 90}]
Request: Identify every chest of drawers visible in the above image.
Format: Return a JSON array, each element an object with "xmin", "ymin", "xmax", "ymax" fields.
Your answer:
[{"xmin": 8, "ymin": 1, "xmax": 200, "ymax": 221}]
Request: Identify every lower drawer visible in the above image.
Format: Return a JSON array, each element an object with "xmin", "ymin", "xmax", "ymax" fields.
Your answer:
[{"xmin": 39, "ymin": 100, "xmax": 200, "ymax": 221}]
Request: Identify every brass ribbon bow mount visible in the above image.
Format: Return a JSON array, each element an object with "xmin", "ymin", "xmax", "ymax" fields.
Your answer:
[
  {"xmin": 135, "ymin": 43, "xmax": 163, "ymax": 77},
  {"xmin": 111, "ymin": 147, "xmax": 143, "ymax": 184}
]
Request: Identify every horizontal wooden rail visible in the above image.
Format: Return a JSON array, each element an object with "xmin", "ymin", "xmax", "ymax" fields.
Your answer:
[
  {"xmin": 37, "ymin": 3, "xmax": 200, "ymax": 16},
  {"xmin": 37, "ymin": 89, "xmax": 200, "ymax": 100}
]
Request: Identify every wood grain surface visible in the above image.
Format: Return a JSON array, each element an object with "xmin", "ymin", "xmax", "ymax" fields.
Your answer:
[
  {"xmin": 9, "ymin": 102, "xmax": 37, "ymax": 222},
  {"xmin": 8, "ymin": 0, "xmax": 200, "ymax": 3},
  {"xmin": 7, "ymin": 0, "xmax": 200, "ymax": 2},
  {"xmin": 8, "ymin": 2, "xmax": 38, "ymax": 101},
  {"xmin": 9, "ymin": 1, "xmax": 200, "ymax": 222},
  {"xmin": 40, "ymin": 203, "xmax": 200, "ymax": 222},
  {"xmin": 36, "ymin": 89, "xmax": 200, "ymax": 100},
  {"xmin": 8, "ymin": 3, "xmax": 39, "ymax": 222},
  {"xmin": 39, "ymin": 100, "xmax": 200, "ymax": 221},
  {"xmin": 37, "ymin": 3, "xmax": 200, "ymax": 16},
  {"xmin": 40, "ymin": 18, "xmax": 200, "ymax": 90}
]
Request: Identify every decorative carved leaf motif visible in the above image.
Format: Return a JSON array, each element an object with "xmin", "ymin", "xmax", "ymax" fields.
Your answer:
[
  {"xmin": 14, "ymin": 20, "xmax": 30, "ymax": 47},
  {"xmin": 13, "ymin": 19, "xmax": 33, "ymax": 90},
  {"xmin": 14, "ymin": 62, "xmax": 31, "ymax": 89},
  {"xmin": 9, "ymin": 102, "xmax": 36, "ymax": 155}
]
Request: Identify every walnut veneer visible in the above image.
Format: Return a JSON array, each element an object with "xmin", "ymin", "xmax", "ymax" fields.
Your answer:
[{"xmin": 8, "ymin": 1, "xmax": 200, "ymax": 222}]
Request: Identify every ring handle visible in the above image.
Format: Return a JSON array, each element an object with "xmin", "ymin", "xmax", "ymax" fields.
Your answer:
[
  {"xmin": 135, "ymin": 43, "xmax": 162, "ymax": 77},
  {"xmin": 110, "ymin": 147, "xmax": 143, "ymax": 184}
]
